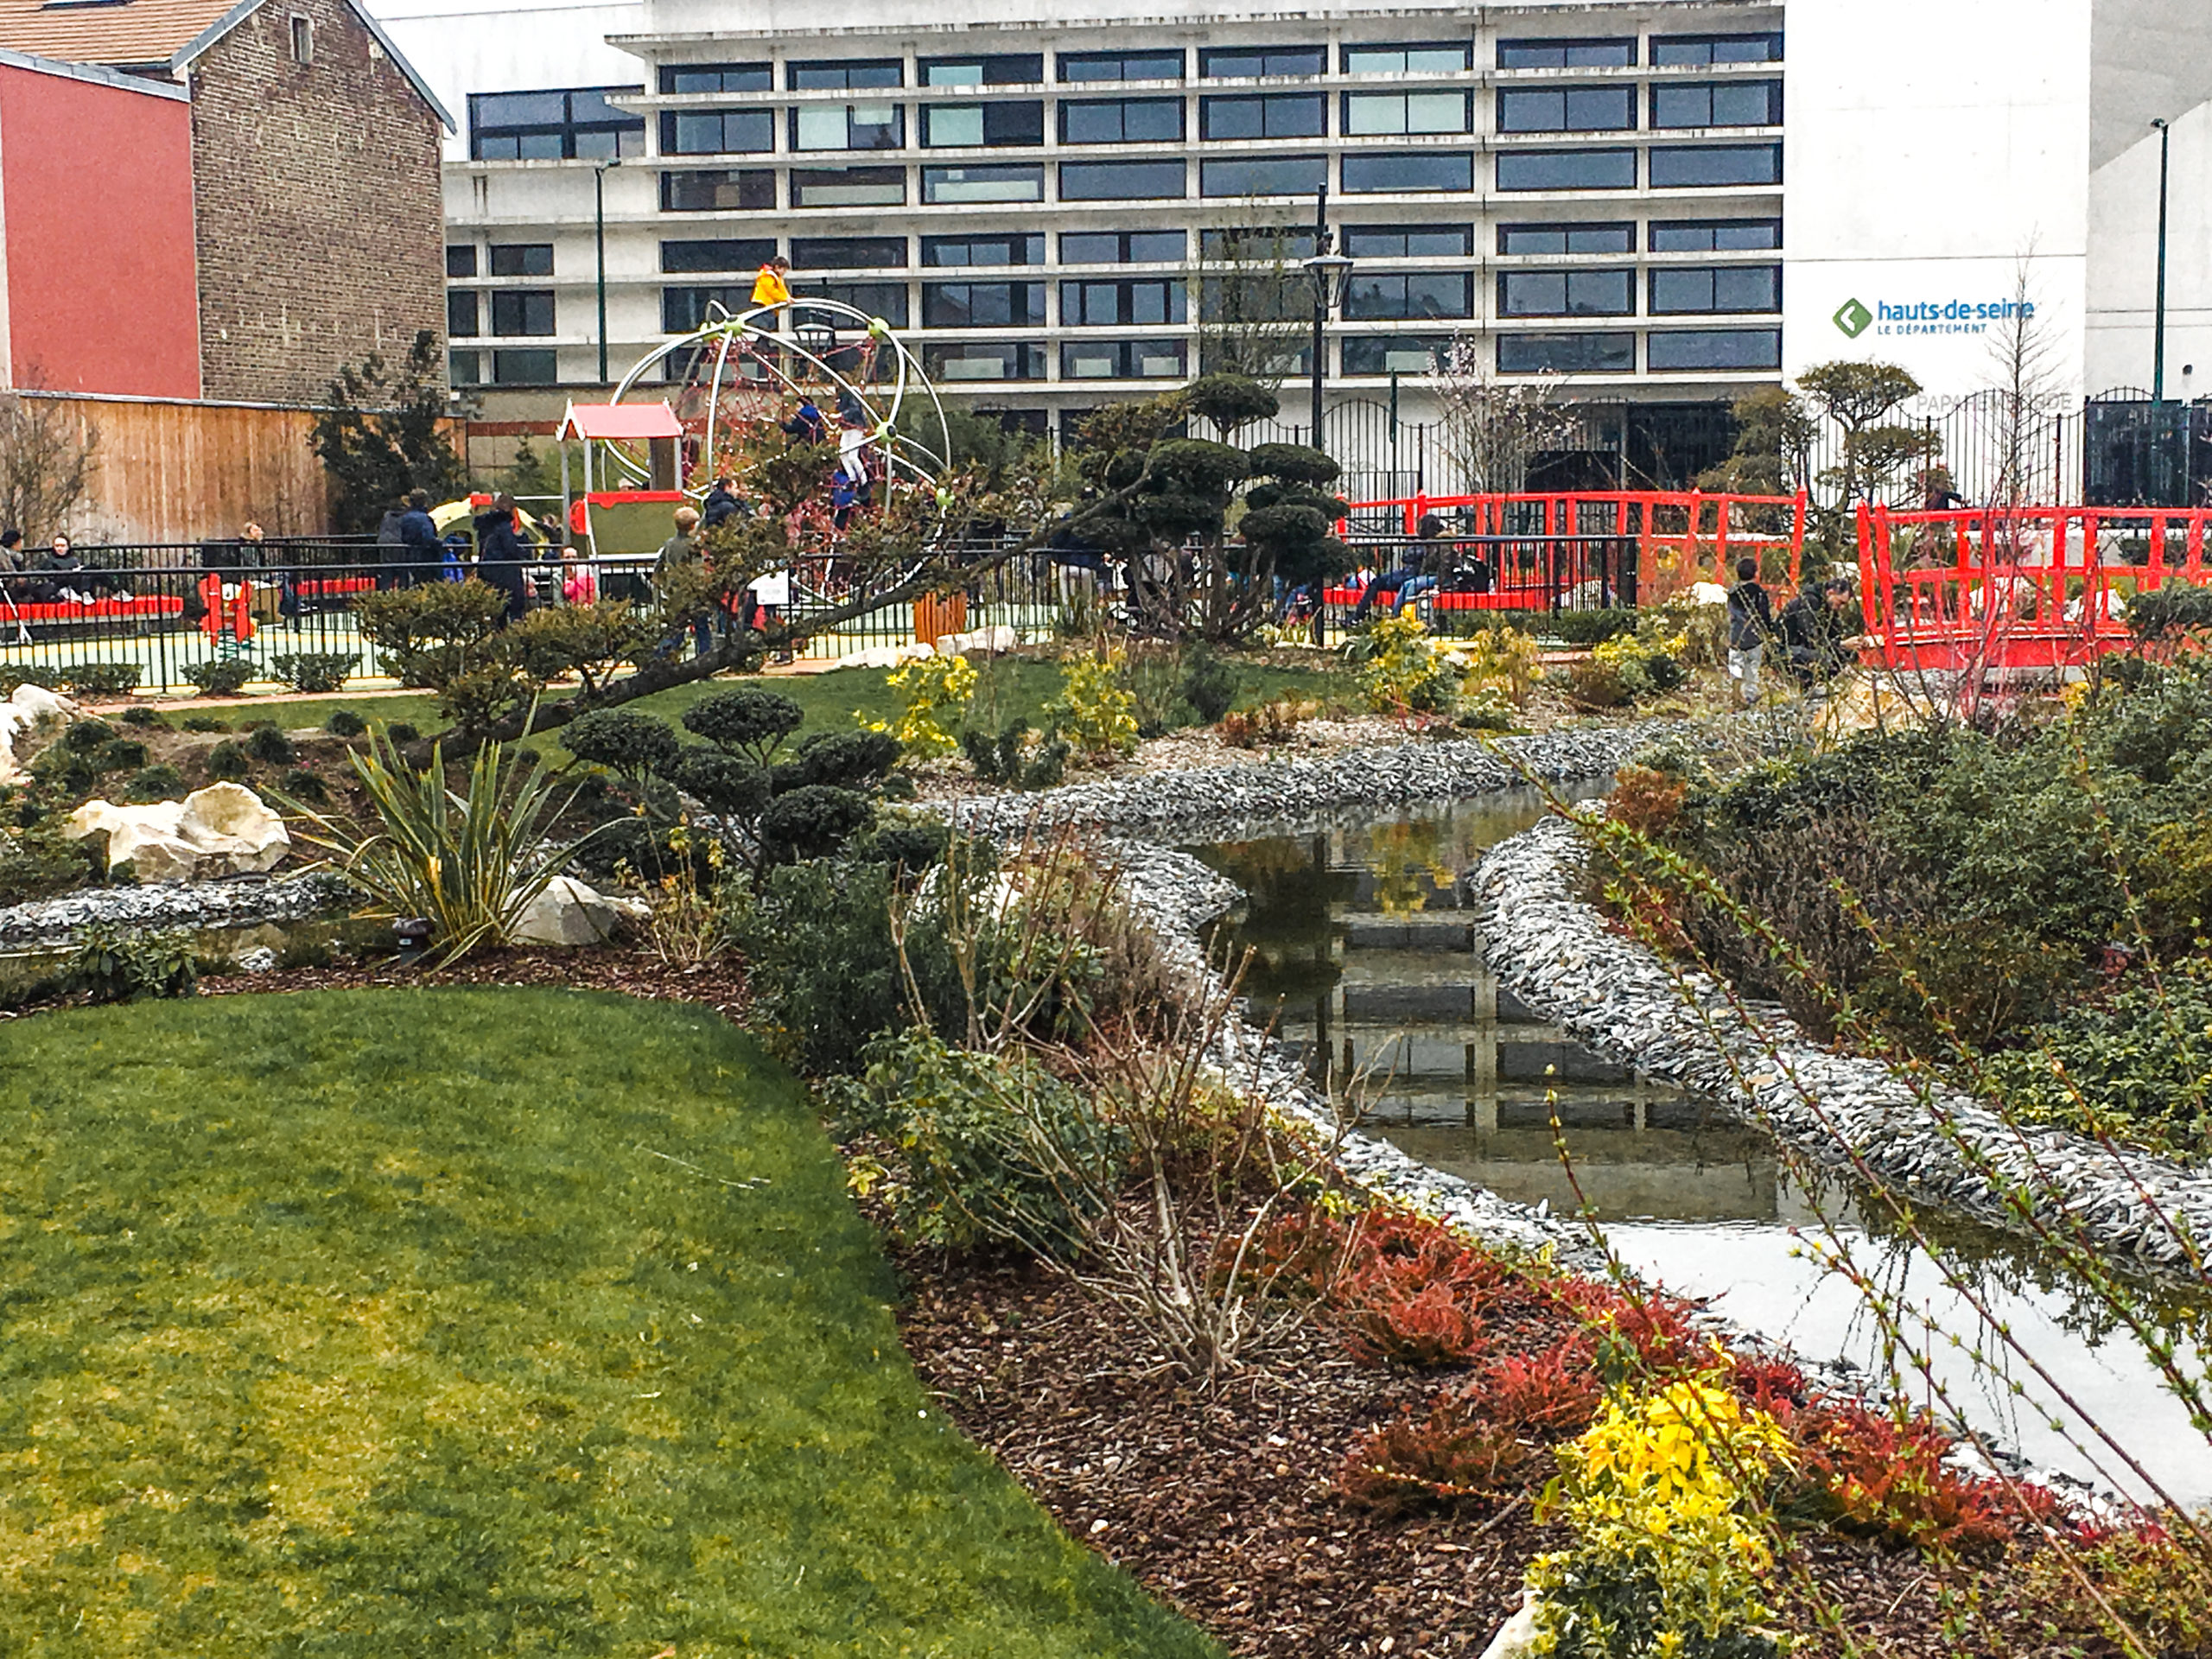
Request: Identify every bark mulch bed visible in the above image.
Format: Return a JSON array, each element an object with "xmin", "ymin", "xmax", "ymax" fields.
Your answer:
[
  {"xmin": 895, "ymin": 1251, "xmax": 2065, "ymax": 1659},
  {"xmin": 194, "ymin": 944, "xmax": 749, "ymax": 1022}
]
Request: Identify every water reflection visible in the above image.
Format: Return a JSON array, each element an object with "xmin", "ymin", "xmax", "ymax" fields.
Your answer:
[{"xmin": 1195, "ymin": 793, "xmax": 2212, "ymax": 1504}]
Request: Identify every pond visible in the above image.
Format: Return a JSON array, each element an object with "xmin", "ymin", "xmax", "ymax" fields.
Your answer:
[{"xmin": 1194, "ymin": 792, "xmax": 2212, "ymax": 1508}]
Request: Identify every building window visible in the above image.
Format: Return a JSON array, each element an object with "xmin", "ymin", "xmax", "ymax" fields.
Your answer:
[
  {"xmin": 663, "ymin": 237, "xmax": 777, "ymax": 271},
  {"xmin": 470, "ymin": 87, "xmax": 645, "ymax": 161},
  {"xmin": 446, "ymin": 245, "xmax": 477, "ymax": 277},
  {"xmin": 1061, "ymin": 229, "xmax": 1187, "ymax": 264},
  {"xmin": 661, "ymin": 110, "xmax": 774, "ymax": 155},
  {"xmin": 289, "ymin": 15, "xmax": 312, "ymax": 65},
  {"xmin": 488, "ymin": 243, "xmax": 553, "ymax": 276},
  {"xmin": 1499, "ymin": 268, "xmax": 1635, "ymax": 316},
  {"xmin": 1059, "ymin": 97, "xmax": 1185, "ymax": 144},
  {"xmin": 791, "ymin": 103, "xmax": 903, "ymax": 151},
  {"xmin": 1497, "ymin": 86, "xmax": 1635, "ymax": 133},
  {"xmin": 449, "ymin": 350, "xmax": 482, "ymax": 385},
  {"xmin": 1062, "ymin": 159, "xmax": 1188, "ymax": 200},
  {"xmin": 1201, "ymin": 93, "xmax": 1325, "ymax": 141},
  {"xmin": 1498, "ymin": 221, "xmax": 1635, "ymax": 255},
  {"xmin": 1648, "ymin": 143, "xmax": 1782, "ymax": 188},
  {"xmin": 1198, "ymin": 155, "xmax": 1324, "ymax": 198},
  {"xmin": 1342, "ymin": 335, "xmax": 1446, "ymax": 375},
  {"xmin": 918, "ymin": 54, "xmax": 1043, "ymax": 86},
  {"xmin": 660, "ymin": 170, "xmax": 775, "ymax": 212},
  {"xmin": 1342, "ymin": 152, "xmax": 1474, "ymax": 194},
  {"xmin": 922, "ymin": 102, "xmax": 1044, "ymax": 147},
  {"xmin": 924, "ymin": 340, "xmax": 1046, "ymax": 380},
  {"xmin": 1060, "ymin": 277, "xmax": 1185, "ymax": 326},
  {"xmin": 1198, "ymin": 44, "xmax": 1326, "ymax": 79},
  {"xmin": 1199, "ymin": 226, "xmax": 1316, "ymax": 260},
  {"xmin": 1344, "ymin": 272, "xmax": 1472, "ymax": 321},
  {"xmin": 1497, "ymin": 331, "xmax": 1634, "ymax": 373},
  {"xmin": 922, "ymin": 163, "xmax": 1045, "ymax": 204},
  {"xmin": 1496, "ymin": 149, "xmax": 1637, "ymax": 192},
  {"xmin": 795, "ymin": 282, "xmax": 910, "ymax": 327},
  {"xmin": 1343, "ymin": 225, "xmax": 1474, "ymax": 257},
  {"xmin": 1198, "ymin": 270, "xmax": 1305, "ymax": 324},
  {"xmin": 492, "ymin": 348, "xmax": 558, "ymax": 384},
  {"xmin": 490, "ymin": 289, "xmax": 556, "ymax": 335},
  {"xmin": 1058, "ymin": 48, "xmax": 1185, "ymax": 82},
  {"xmin": 1646, "ymin": 327, "xmax": 1782, "ymax": 370},
  {"xmin": 792, "ymin": 236, "xmax": 907, "ymax": 270},
  {"xmin": 923, "ymin": 281, "xmax": 1047, "ymax": 327},
  {"xmin": 789, "ymin": 166, "xmax": 905, "ymax": 207},
  {"xmin": 1651, "ymin": 33, "xmax": 1783, "ymax": 67},
  {"xmin": 1341, "ymin": 42, "xmax": 1471, "ymax": 74},
  {"xmin": 924, "ymin": 232, "xmax": 1046, "ymax": 265},
  {"xmin": 787, "ymin": 59, "xmax": 902, "ymax": 90},
  {"xmin": 663, "ymin": 284, "xmax": 752, "ymax": 331},
  {"xmin": 1497, "ymin": 38, "xmax": 1636, "ymax": 69},
  {"xmin": 1651, "ymin": 79, "xmax": 1782, "ymax": 129},
  {"xmin": 1649, "ymin": 218, "xmax": 1782, "ymax": 251},
  {"xmin": 447, "ymin": 291, "xmax": 479, "ymax": 337},
  {"xmin": 660, "ymin": 63, "xmax": 771, "ymax": 93},
  {"xmin": 1342, "ymin": 91, "xmax": 1469, "ymax": 136},
  {"xmin": 1061, "ymin": 339, "xmax": 1186, "ymax": 378},
  {"xmin": 1649, "ymin": 264, "xmax": 1781, "ymax": 314}
]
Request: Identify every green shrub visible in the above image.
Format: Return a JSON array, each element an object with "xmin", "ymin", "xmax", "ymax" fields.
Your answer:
[
  {"xmin": 1980, "ymin": 963, "xmax": 2212, "ymax": 1154},
  {"xmin": 836, "ymin": 1030, "xmax": 1120, "ymax": 1254},
  {"xmin": 181, "ymin": 715, "xmax": 231, "ymax": 734},
  {"xmin": 961, "ymin": 721, "xmax": 1071, "ymax": 790},
  {"xmin": 769, "ymin": 728, "xmax": 901, "ymax": 794},
  {"xmin": 325, "ymin": 708, "xmax": 366, "ymax": 737},
  {"xmin": 739, "ymin": 858, "xmax": 912, "ymax": 1076},
  {"xmin": 269, "ymin": 652, "xmax": 358, "ymax": 694},
  {"xmin": 124, "ymin": 764, "xmax": 185, "ymax": 803},
  {"xmin": 93, "ymin": 738, "xmax": 148, "ymax": 772},
  {"xmin": 245, "ymin": 725, "xmax": 296, "ymax": 766},
  {"xmin": 1179, "ymin": 648, "xmax": 1242, "ymax": 724},
  {"xmin": 566, "ymin": 708, "xmax": 683, "ymax": 788},
  {"xmin": 205, "ymin": 740, "xmax": 253, "ymax": 781},
  {"xmin": 118, "ymin": 705, "xmax": 168, "ymax": 729},
  {"xmin": 758, "ymin": 784, "xmax": 874, "ymax": 866},
  {"xmin": 59, "ymin": 662, "xmax": 143, "ymax": 697},
  {"xmin": 181, "ymin": 658, "xmax": 257, "ymax": 697},
  {"xmin": 0, "ymin": 826, "xmax": 99, "ymax": 906},
  {"xmin": 0, "ymin": 665, "xmax": 59, "ymax": 696},
  {"xmin": 681, "ymin": 688, "xmax": 804, "ymax": 765},
  {"xmin": 279, "ymin": 766, "xmax": 330, "ymax": 804},
  {"xmin": 59, "ymin": 718, "xmax": 118, "ymax": 754},
  {"xmin": 60, "ymin": 925, "xmax": 199, "ymax": 1003}
]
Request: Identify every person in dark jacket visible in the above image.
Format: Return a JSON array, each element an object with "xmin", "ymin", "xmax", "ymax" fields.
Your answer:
[
  {"xmin": 702, "ymin": 474, "xmax": 744, "ymax": 528},
  {"xmin": 474, "ymin": 494, "xmax": 531, "ymax": 624},
  {"xmin": 1726, "ymin": 556, "xmax": 1776, "ymax": 706},
  {"xmin": 396, "ymin": 490, "xmax": 442, "ymax": 588},
  {"xmin": 1778, "ymin": 576, "xmax": 1863, "ymax": 690},
  {"xmin": 654, "ymin": 505, "xmax": 712, "ymax": 658},
  {"xmin": 374, "ymin": 497, "xmax": 408, "ymax": 590}
]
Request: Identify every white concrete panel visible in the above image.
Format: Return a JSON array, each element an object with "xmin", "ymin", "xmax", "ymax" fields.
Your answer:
[
  {"xmin": 2090, "ymin": 0, "xmax": 2212, "ymax": 169},
  {"xmin": 2085, "ymin": 88, "xmax": 2212, "ymax": 395},
  {"xmin": 1784, "ymin": 0, "xmax": 2093, "ymax": 396}
]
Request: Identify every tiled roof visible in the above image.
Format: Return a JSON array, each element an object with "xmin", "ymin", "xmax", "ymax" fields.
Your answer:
[{"xmin": 0, "ymin": 0, "xmax": 240, "ymax": 70}]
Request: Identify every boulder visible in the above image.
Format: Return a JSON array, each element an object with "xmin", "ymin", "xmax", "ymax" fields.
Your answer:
[
  {"xmin": 63, "ymin": 781, "xmax": 290, "ymax": 882},
  {"xmin": 512, "ymin": 874, "xmax": 629, "ymax": 946},
  {"xmin": 1477, "ymin": 1597, "xmax": 1541, "ymax": 1659},
  {"xmin": 830, "ymin": 641, "xmax": 938, "ymax": 671},
  {"xmin": 932, "ymin": 624, "xmax": 1018, "ymax": 658},
  {"xmin": 0, "ymin": 683, "xmax": 84, "ymax": 785}
]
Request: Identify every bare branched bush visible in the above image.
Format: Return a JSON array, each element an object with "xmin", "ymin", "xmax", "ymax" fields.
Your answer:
[{"xmin": 0, "ymin": 392, "xmax": 98, "ymax": 541}]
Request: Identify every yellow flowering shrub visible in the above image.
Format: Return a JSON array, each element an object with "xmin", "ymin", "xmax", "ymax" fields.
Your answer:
[
  {"xmin": 1050, "ymin": 651, "xmax": 1140, "ymax": 759},
  {"xmin": 884, "ymin": 652, "xmax": 977, "ymax": 759},
  {"xmin": 1459, "ymin": 626, "xmax": 1546, "ymax": 708},
  {"xmin": 1354, "ymin": 607, "xmax": 1459, "ymax": 715},
  {"xmin": 1528, "ymin": 1377, "xmax": 1792, "ymax": 1659}
]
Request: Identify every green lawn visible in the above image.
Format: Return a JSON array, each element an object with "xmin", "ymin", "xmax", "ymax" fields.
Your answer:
[{"xmin": 0, "ymin": 988, "xmax": 1217, "ymax": 1657}]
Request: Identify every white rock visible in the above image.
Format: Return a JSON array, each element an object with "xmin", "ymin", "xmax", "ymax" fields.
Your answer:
[
  {"xmin": 1477, "ymin": 1596, "xmax": 1541, "ymax": 1659},
  {"xmin": 63, "ymin": 781, "xmax": 290, "ymax": 882},
  {"xmin": 830, "ymin": 640, "xmax": 938, "ymax": 671},
  {"xmin": 512, "ymin": 874, "xmax": 626, "ymax": 946},
  {"xmin": 932, "ymin": 624, "xmax": 1018, "ymax": 658},
  {"xmin": 0, "ymin": 683, "xmax": 84, "ymax": 785}
]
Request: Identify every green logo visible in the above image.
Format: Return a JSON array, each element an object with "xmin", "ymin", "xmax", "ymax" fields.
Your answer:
[{"xmin": 1833, "ymin": 297, "xmax": 1874, "ymax": 339}]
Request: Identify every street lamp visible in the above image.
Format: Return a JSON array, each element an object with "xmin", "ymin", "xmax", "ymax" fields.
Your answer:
[
  {"xmin": 594, "ymin": 156, "xmax": 622, "ymax": 386},
  {"xmin": 2152, "ymin": 118, "xmax": 2171, "ymax": 403},
  {"xmin": 1300, "ymin": 185, "xmax": 1355, "ymax": 454}
]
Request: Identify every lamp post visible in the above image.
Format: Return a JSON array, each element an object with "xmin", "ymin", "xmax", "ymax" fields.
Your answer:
[
  {"xmin": 2152, "ymin": 118, "xmax": 2173, "ymax": 403},
  {"xmin": 1300, "ymin": 185, "xmax": 1355, "ymax": 454},
  {"xmin": 594, "ymin": 156, "xmax": 621, "ymax": 386}
]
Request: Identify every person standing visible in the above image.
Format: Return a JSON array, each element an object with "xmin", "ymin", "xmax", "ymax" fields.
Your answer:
[
  {"xmin": 654, "ymin": 505, "xmax": 713, "ymax": 658},
  {"xmin": 375, "ymin": 495, "xmax": 408, "ymax": 590},
  {"xmin": 750, "ymin": 254, "xmax": 791, "ymax": 311},
  {"xmin": 397, "ymin": 490, "xmax": 441, "ymax": 588},
  {"xmin": 474, "ymin": 493, "xmax": 531, "ymax": 624},
  {"xmin": 702, "ymin": 474, "xmax": 746, "ymax": 529},
  {"xmin": 1726, "ymin": 556, "xmax": 1775, "ymax": 706}
]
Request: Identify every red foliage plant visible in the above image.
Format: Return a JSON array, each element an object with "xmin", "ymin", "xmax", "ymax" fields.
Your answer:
[
  {"xmin": 1338, "ymin": 1402, "xmax": 1536, "ymax": 1513},
  {"xmin": 1331, "ymin": 1211, "xmax": 1515, "ymax": 1367},
  {"xmin": 1542, "ymin": 1276, "xmax": 1706, "ymax": 1378},
  {"xmin": 1794, "ymin": 1402, "xmax": 2057, "ymax": 1553},
  {"xmin": 1461, "ymin": 1339, "xmax": 1606, "ymax": 1437},
  {"xmin": 1726, "ymin": 1351, "xmax": 1814, "ymax": 1424}
]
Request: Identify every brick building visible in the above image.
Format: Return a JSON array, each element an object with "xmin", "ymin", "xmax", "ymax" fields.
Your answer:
[{"xmin": 0, "ymin": 0, "xmax": 452, "ymax": 404}]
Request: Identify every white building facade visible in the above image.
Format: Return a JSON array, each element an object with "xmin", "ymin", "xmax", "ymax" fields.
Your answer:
[{"xmin": 372, "ymin": 0, "xmax": 2211, "ymax": 495}]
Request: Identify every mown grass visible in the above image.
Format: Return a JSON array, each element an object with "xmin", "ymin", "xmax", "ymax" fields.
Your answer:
[{"xmin": 0, "ymin": 988, "xmax": 1218, "ymax": 1657}]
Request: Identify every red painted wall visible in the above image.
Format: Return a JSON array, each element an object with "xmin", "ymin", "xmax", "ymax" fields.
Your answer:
[{"xmin": 0, "ymin": 61, "xmax": 199, "ymax": 397}]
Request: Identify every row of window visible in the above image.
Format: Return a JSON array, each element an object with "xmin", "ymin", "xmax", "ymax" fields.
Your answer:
[
  {"xmin": 450, "ymin": 324, "xmax": 1779, "ymax": 388},
  {"xmin": 643, "ymin": 34, "xmax": 1777, "ymax": 94},
  {"xmin": 653, "ymin": 82, "xmax": 1779, "ymax": 156},
  {"xmin": 655, "ymin": 143, "xmax": 1781, "ymax": 211}
]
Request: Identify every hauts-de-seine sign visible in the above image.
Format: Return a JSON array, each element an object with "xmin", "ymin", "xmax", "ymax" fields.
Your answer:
[{"xmin": 1833, "ymin": 295, "xmax": 2035, "ymax": 340}]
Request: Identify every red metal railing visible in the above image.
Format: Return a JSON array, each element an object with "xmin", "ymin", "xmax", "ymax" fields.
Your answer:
[
  {"xmin": 1857, "ymin": 502, "xmax": 2212, "ymax": 671},
  {"xmin": 1341, "ymin": 489, "xmax": 1807, "ymax": 607}
]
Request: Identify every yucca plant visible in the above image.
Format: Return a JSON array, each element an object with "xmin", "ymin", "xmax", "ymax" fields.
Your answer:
[{"xmin": 283, "ymin": 734, "xmax": 597, "ymax": 963}]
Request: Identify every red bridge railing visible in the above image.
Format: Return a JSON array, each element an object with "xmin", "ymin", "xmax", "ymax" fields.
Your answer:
[{"xmin": 1857, "ymin": 503, "xmax": 2212, "ymax": 672}]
